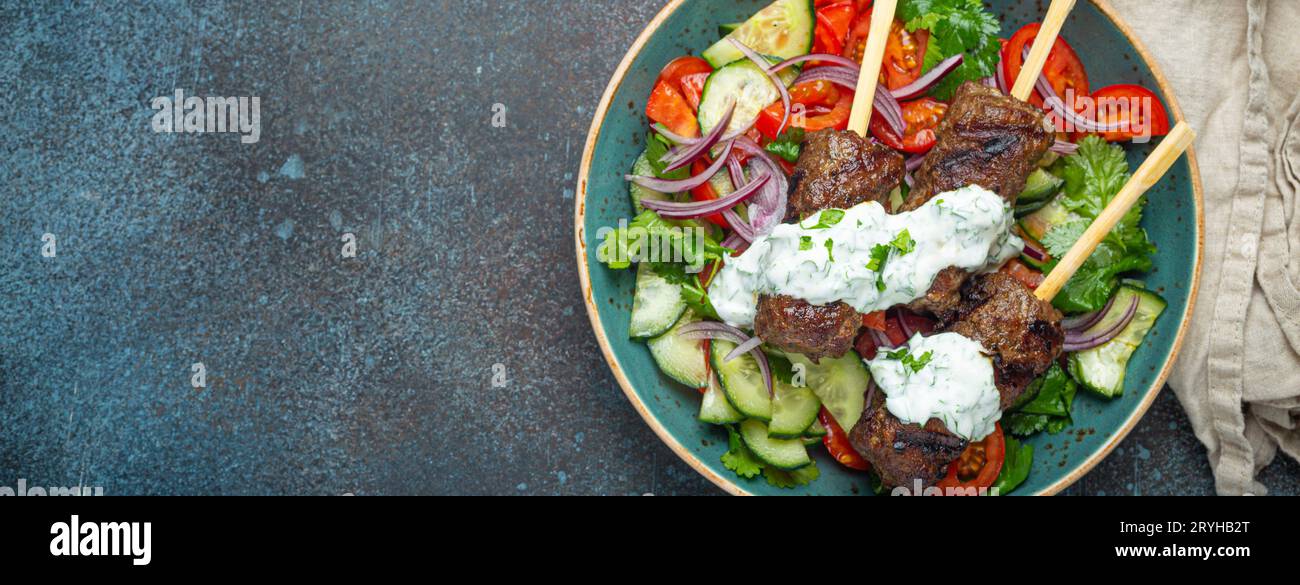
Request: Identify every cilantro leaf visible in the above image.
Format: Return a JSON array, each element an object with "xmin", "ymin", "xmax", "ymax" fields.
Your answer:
[
  {"xmin": 867, "ymin": 243, "xmax": 891, "ymax": 291},
  {"xmin": 721, "ymin": 425, "xmax": 763, "ymax": 479},
  {"xmin": 763, "ymin": 460, "xmax": 820, "ymax": 489},
  {"xmin": 900, "ymin": 0, "xmax": 1002, "ymax": 100},
  {"xmin": 644, "ymin": 130, "xmax": 689, "ymax": 180},
  {"xmin": 1040, "ymin": 217, "xmax": 1090, "ymax": 258},
  {"xmin": 765, "ymin": 126, "xmax": 805, "ymax": 163},
  {"xmin": 596, "ymin": 210, "xmax": 727, "ymax": 273},
  {"xmin": 824, "ymin": 238, "xmax": 835, "ymax": 262},
  {"xmin": 891, "ymin": 229, "xmax": 916, "ymax": 254},
  {"xmin": 799, "ymin": 236, "xmax": 813, "ymax": 251},
  {"xmin": 801, "ymin": 208, "xmax": 845, "ymax": 230}
]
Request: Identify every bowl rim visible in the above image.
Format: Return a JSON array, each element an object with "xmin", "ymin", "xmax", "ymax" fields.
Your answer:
[{"xmin": 574, "ymin": 0, "xmax": 1204, "ymax": 496}]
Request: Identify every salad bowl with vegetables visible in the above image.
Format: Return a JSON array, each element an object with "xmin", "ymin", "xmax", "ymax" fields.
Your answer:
[{"xmin": 576, "ymin": 0, "xmax": 1202, "ymax": 495}]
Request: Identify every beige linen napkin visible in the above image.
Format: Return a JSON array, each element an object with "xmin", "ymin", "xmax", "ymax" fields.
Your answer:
[{"xmin": 1108, "ymin": 0, "xmax": 1300, "ymax": 495}]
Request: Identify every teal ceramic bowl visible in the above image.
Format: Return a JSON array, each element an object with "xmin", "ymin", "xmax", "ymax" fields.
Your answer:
[{"xmin": 576, "ymin": 0, "xmax": 1203, "ymax": 495}]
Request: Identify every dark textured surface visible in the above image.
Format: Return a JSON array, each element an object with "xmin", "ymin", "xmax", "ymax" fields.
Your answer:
[{"xmin": 0, "ymin": 0, "xmax": 1295, "ymax": 495}]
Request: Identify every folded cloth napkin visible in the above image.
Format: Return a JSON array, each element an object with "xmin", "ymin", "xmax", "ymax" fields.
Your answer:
[{"xmin": 1109, "ymin": 0, "xmax": 1300, "ymax": 495}]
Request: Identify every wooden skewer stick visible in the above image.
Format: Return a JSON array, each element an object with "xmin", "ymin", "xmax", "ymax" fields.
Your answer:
[
  {"xmin": 846, "ymin": 0, "xmax": 897, "ymax": 137},
  {"xmin": 1035, "ymin": 122, "xmax": 1196, "ymax": 301},
  {"xmin": 1010, "ymin": 0, "xmax": 1076, "ymax": 101}
]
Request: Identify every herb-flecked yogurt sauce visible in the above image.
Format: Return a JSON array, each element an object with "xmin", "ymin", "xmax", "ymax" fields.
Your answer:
[
  {"xmin": 866, "ymin": 332, "xmax": 1001, "ymax": 441},
  {"xmin": 710, "ymin": 185, "xmax": 1022, "ymax": 328}
]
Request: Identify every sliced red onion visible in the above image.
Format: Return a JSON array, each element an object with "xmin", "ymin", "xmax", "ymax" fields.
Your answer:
[
  {"xmin": 679, "ymin": 321, "xmax": 773, "ymax": 397},
  {"xmin": 1063, "ymin": 295, "xmax": 1139, "ymax": 352},
  {"xmin": 794, "ymin": 65, "xmax": 860, "ymax": 89},
  {"xmin": 726, "ymin": 153, "xmax": 746, "ymax": 190},
  {"xmin": 720, "ymin": 231, "xmax": 750, "ymax": 255},
  {"xmin": 1022, "ymin": 241, "xmax": 1048, "ymax": 262},
  {"xmin": 1050, "ymin": 139, "xmax": 1078, "ymax": 155},
  {"xmin": 903, "ymin": 172, "xmax": 914, "ymax": 188},
  {"xmin": 895, "ymin": 309, "xmax": 914, "ymax": 340},
  {"xmin": 1024, "ymin": 47, "xmax": 1124, "ymax": 133},
  {"xmin": 626, "ymin": 140, "xmax": 734, "ymax": 192},
  {"xmin": 874, "ymin": 86, "xmax": 906, "ymax": 136},
  {"xmin": 724, "ymin": 335, "xmax": 764, "ymax": 363},
  {"xmin": 730, "ymin": 38, "xmax": 791, "ymax": 139},
  {"xmin": 865, "ymin": 377, "xmax": 878, "ymax": 408},
  {"xmin": 732, "ymin": 137, "xmax": 788, "ymax": 236},
  {"xmin": 771, "ymin": 53, "xmax": 862, "ymax": 72},
  {"xmin": 980, "ymin": 76, "xmax": 997, "ymax": 88},
  {"xmin": 652, "ymin": 123, "xmax": 699, "ymax": 145},
  {"xmin": 870, "ymin": 328, "xmax": 893, "ymax": 350},
  {"xmin": 660, "ymin": 101, "xmax": 734, "ymax": 173},
  {"xmin": 639, "ymin": 170, "xmax": 770, "ymax": 219},
  {"xmin": 995, "ymin": 55, "xmax": 1010, "ymax": 94},
  {"xmin": 905, "ymin": 154, "xmax": 925, "ymax": 172},
  {"xmin": 722, "ymin": 208, "xmax": 755, "ymax": 242},
  {"xmin": 890, "ymin": 53, "xmax": 964, "ymax": 101},
  {"xmin": 1062, "ymin": 292, "xmax": 1117, "ymax": 332}
]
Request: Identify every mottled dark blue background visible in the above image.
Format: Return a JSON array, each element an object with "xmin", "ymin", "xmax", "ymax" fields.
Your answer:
[{"xmin": 0, "ymin": 0, "xmax": 1294, "ymax": 495}]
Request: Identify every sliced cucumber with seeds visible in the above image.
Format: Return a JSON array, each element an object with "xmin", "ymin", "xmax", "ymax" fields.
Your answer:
[
  {"xmin": 629, "ymin": 151, "xmax": 675, "ymax": 212},
  {"xmin": 698, "ymin": 59, "xmax": 798, "ymax": 139},
  {"xmin": 769, "ymin": 381, "xmax": 820, "ymax": 438},
  {"xmin": 782, "ymin": 350, "xmax": 869, "ymax": 434},
  {"xmin": 711, "ymin": 339, "xmax": 772, "ymax": 421},
  {"xmin": 1018, "ymin": 168, "xmax": 1063, "ymax": 205},
  {"xmin": 1068, "ymin": 286, "xmax": 1167, "ymax": 398},
  {"xmin": 648, "ymin": 310, "xmax": 709, "ymax": 387},
  {"xmin": 629, "ymin": 263, "xmax": 687, "ymax": 339},
  {"xmin": 701, "ymin": 0, "xmax": 815, "ymax": 68},
  {"xmin": 698, "ymin": 373, "xmax": 744, "ymax": 424},
  {"xmin": 739, "ymin": 419, "xmax": 811, "ymax": 470}
]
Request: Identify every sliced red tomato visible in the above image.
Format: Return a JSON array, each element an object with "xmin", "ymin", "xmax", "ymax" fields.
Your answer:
[
  {"xmin": 689, "ymin": 159, "xmax": 730, "ymax": 228},
  {"xmin": 870, "ymin": 97, "xmax": 948, "ymax": 154},
  {"xmin": 999, "ymin": 258, "xmax": 1044, "ymax": 290},
  {"xmin": 755, "ymin": 81, "xmax": 847, "ymax": 139},
  {"xmin": 854, "ymin": 328, "xmax": 879, "ymax": 359},
  {"xmin": 1002, "ymin": 23, "xmax": 1089, "ymax": 112},
  {"xmin": 656, "ymin": 56, "xmax": 712, "ymax": 92},
  {"xmin": 882, "ymin": 311, "xmax": 909, "ymax": 346},
  {"xmin": 680, "ymin": 72, "xmax": 709, "ymax": 111},
  {"xmin": 937, "ymin": 423, "xmax": 1005, "ymax": 494},
  {"xmin": 862, "ymin": 310, "xmax": 888, "ymax": 332},
  {"xmin": 812, "ymin": 1, "xmax": 855, "ymax": 58},
  {"xmin": 818, "ymin": 408, "xmax": 871, "ymax": 471},
  {"xmin": 1089, "ymin": 84, "xmax": 1170, "ymax": 142},
  {"xmin": 842, "ymin": 11, "xmax": 928, "ymax": 91},
  {"xmin": 646, "ymin": 81, "xmax": 698, "ymax": 138}
]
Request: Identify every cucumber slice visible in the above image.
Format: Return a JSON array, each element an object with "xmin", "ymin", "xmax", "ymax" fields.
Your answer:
[
  {"xmin": 701, "ymin": 0, "xmax": 815, "ymax": 68},
  {"xmin": 718, "ymin": 22, "xmax": 742, "ymax": 37},
  {"xmin": 801, "ymin": 436, "xmax": 823, "ymax": 446},
  {"xmin": 739, "ymin": 419, "xmax": 811, "ymax": 470},
  {"xmin": 1067, "ymin": 286, "xmax": 1167, "ymax": 398},
  {"xmin": 629, "ymin": 263, "xmax": 687, "ymax": 339},
  {"xmin": 769, "ymin": 381, "xmax": 821, "ymax": 438},
  {"xmin": 712, "ymin": 340, "xmax": 772, "ymax": 421},
  {"xmin": 699, "ymin": 373, "xmax": 745, "ymax": 424},
  {"xmin": 648, "ymin": 310, "xmax": 709, "ymax": 387},
  {"xmin": 782, "ymin": 351, "xmax": 869, "ymax": 434},
  {"xmin": 1018, "ymin": 168, "xmax": 1063, "ymax": 205},
  {"xmin": 629, "ymin": 151, "xmax": 674, "ymax": 212},
  {"xmin": 1018, "ymin": 195, "xmax": 1074, "ymax": 241},
  {"xmin": 697, "ymin": 59, "xmax": 798, "ymax": 138},
  {"xmin": 802, "ymin": 419, "xmax": 828, "ymax": 438}
]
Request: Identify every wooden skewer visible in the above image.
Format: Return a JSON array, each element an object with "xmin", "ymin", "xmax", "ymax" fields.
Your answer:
[
  {"xmin": 1035, "ymin": 122, "xmax": 1196, "ymax": 301},
  {"xmin": 1010, "ymin": 0, "xmax": 1076, "ymax": 101},
  {"xmin": 846, "ymin": 0, "xmax": 897, "ymax": 137}
]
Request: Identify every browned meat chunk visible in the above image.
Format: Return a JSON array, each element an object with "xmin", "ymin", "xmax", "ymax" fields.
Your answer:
[
  {"xmin": 946, "ymin": 273, "xmax": 1065, "ymax": 409},
  {"xmin": 902, "ymin": 81, "xmax": 1054, "ymax": 211},
  {"xmin": 848, "ymin": 387, "xmax": 967, "ymax": 488},
  {"xmin": 787, "ymin": 129, "xmax": 904, "ymax": 220},
  {"xmin": 753, "ymin": 295, "xmax": 860, "ymax": 363},
  {"xmin": 907, "ymin": 266, "xmax": 968, "ymax": 321}
]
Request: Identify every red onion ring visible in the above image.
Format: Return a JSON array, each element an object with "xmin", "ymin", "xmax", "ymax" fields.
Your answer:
[
  {"xmin": 1063, "ymin": 295, "xmax": 1139, "ymax": 352},
  {"xmin": 730, "ymin": 38, "xmax": 791, "ymax": 140},
  {"xmin": 890, "ymin": 53, "xmax": 964, "ymax": 101},
  {"xmin": 905, "ymin": 154, "xmax": 925, "ymax": 172},
  {"xmin": 1023, "ymin": 47, "xmax": 1124, "ymax": 133},
  {"xmin": 639, "ymin": 170, "xmax": 770, "ymax": 219},
  {"xmin": 770, "ymin": 53, "xmax": 862, "ymax": 72},
  {"xmin": 794, "ymin": 66, "xmax": 905, "ymax": 136},
  {"xmin": 660, "ymin": 101, "xmax": 735, "ymax": 173},
  {"xmin": 1021, "ymin": 241, "xmax": 1048, "ymax": 262},
  {"xmin": 732, "ymin": 137, "xmax": 788, "ymax": 235},
  {"xmin": 724, "ymin": 334, "xmax": 764, "ymax": 363},
  {"xmin": 626, "ymin": 140, "xmax": 734, "ymax": 192},
  {"xmin": 722, "ymin": 208, "xmax": 755, "ymax": 242},
  {"xmin": 1062, "ymin": 291, "xmax": 1117, "ymax": 332},
  {"xmin": 720, "ymin": 231, "xmax": 750, "ymax": 256},
  {"xmin": 679, "ymin": 321, "xmax": 773, "ymax": 397},
  {"xmin": 1050, "ymin": 139, "xmax": 1079, "ymax": 155}
]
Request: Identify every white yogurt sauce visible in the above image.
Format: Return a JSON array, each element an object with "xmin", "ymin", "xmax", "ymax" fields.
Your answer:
[
  {"xmin": 710, "ymin": 185, "xmax": 1021, "ymax": 328},
  {"xmin": 866, "ymin": 332, "xmax": 1001, "ymax": 441}
]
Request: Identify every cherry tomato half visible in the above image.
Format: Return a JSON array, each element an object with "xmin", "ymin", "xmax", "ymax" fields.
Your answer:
[
  {"xmin": 1089, "ymin": 84, "xmax": 1171, "ymax": 142},
  {"xmin": 999, "ymin": 258, "xmax": 1044, "ymax": 290},
  {"xmin": 843, "ymin": 11, "xmax": 929, "ymax": 91},
  {"xmin": 1002, "ymin": 23, "xmax": 1089, "ymax": 111},
  {"xmin": 755, "ymin": 81, "xmax": 849, "ymax": 140},
  {"xmin": 936, "ymin": 423, "xmax": 1006, "ymax": 494},
  {"xmin": 819, "ymin": 408, "xmax": 871, "ymax": 471},
  {"xmin": 870, "ymin": 97, "xmax": 948, "ymax": 154},
  {"xmin": 646, "ymin": 81, "xmax": 699, "ymax": 138},
  {"xmin": 812, "ymin": 1, "xmax": 856, "ymax": 58}
]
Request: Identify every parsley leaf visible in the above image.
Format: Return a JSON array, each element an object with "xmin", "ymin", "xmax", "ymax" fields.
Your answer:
[
  {"xmin": 720, "ymin": 425, "xmax": 763, "ymax": 479},
  {"xmin": 899, "ymin": 0, "xmax": 1002, "ymax": 100},
  {"xmin": 765, "ymin": 127, "xmax": 805, "ymax": 163},
  {"xmin": 596, "ymin": 209, "xmax": 728, "ymax": 273},
  {"xmin": 883, "ymin": 347, "xmax": 932, "ymax": 371},
  {"xmin": 891, "ymin": 229, "xmax": 916, "ymax": 254},
  {"xmin": 867, "ymin": 243, "xmax": 891, "ymax": 291},
  {"xmin": 801, "ymin": 208, "xmax": 845, "ymax": 230},
  {"xmin": 644, "ymin": 130, "xmax": 689, "ymax": 180},
  {"xmin": 799, "ymin": 236, "xmax": 813, "ymax": 251},
  {"xmin": 824, "ymin": 238, "xmax": 835, "ymax": 262}
]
